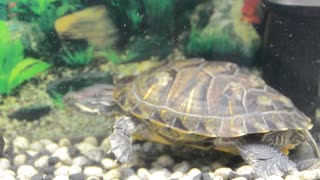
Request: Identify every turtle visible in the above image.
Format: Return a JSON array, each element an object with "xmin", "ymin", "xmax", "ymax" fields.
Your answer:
[{"xmin": 64, "ymin": 58, "xmax": 320, "ymax": 178}]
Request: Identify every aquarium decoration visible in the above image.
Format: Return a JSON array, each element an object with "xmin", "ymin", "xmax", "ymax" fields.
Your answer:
[
  {"xmin": 0, "ymin": 21, "xmax": 50, "ymax": 95},
  {"xmin": 61, "ymin": 45, "xmax": 95, "ymax": 66},
  {"xmin": 186, "ymin": 0, "xmax": 261, "ymax": 64},
  {"xmin": 55, "ymin": 5, "xmax": 118, "ymax": 50}
]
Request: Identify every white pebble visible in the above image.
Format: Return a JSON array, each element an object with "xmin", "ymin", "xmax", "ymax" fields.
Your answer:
[
  {"xmin": 46, "ymin": 142, "xmax": 59, "ymax": 153},
  {"xmin": 34, "ymin": 155, "xmax": 49, "ymax": 169},
  {"xmin": 59, "ymin": 138, "xmax": 71, "ymax": 147},
  {"xmin": 0, "ymin": 158, "xmax": 11, "ymax": 170},
  {"xmin": 214, "ymin": 167, "xmax": 232, "ymax": 179},
  {"xmin": 170, "ymin": 171, "xmax": 184, "ymax": 179},
  {"xmin": 126, "ymin": 175, "xmax": 141, "ymax": 180},
  {"xmin": 231, "ymin": 177, "xmax": 247, "ymax": 180},
  {"xmin": 299, "ymin": 169, "xmax": 320, "ymax": 180},
  {"xmin": 153, "ymin": 155, "xmax": 174, "ymax": 168},
  {"xmin": 101, "ymin": 158, "xmax": 118, "ymax": 170},
  {"xmin": 87, "ymin": 176, "xmax": 100, "ymax": 180},
  {"xmin": 14, "ymin": 154, "xmax": 27, "ymax": 166},
  {"xmin": 52, "ymin": 146, "xmax": 72, "ymax": 165},
  {"xmin": 29, "ymin": 141, "xmax": 43, "ymax": 151},
  {"xmin": 187, "ymin": 168, "xmax": 202, "ymax": 177},
  {"xmin": 0, "ymin": 170, "xmax": 15, "ymax": 180},
  {"xmin": 69, "ymin": 165, "xmax": 82, "ymax": 174},
  {"xmin": 76, "ymin": 143, "xmax": 103, "ymax": 162},
  {"xmin": 72, "ymin": 156, "xmax": 90, "ymax": 167},
  {"xmin": 213, "ymin": 176, "xmax": 224, "ymax": 180},
  {"xmin": 53, "ymin": 175, "xmax": 69, "ymax": 180},
  {"xmin": 149, "ymin": 169, "xmax": 171, "ymax": 180},
  {"xmin": 54, "ymin": 165, "xmax": 70, "ymax": 176},
  {"xmin": 84, "ymin": 166, "xmax": 103, "ymax": 177},
  {"xmin": 103, "ymin": 169, "xmax": 120, "ymax": 180},
  {"xmin": 267, "ymin": 175, "xmax": 284, "ymax": 180},
  {"xmin": 17, "ymin": 165, "xmax": 38, "ymax": 179},
  {"xmin": 26, "ymin": 150, "xmax": 37, "ymax": 157},
  {"xmin": 137, "ymin": 168, "xmax": 150, "ymax": 179},
  {"xmin": 172, "ymin": 161, "xmax": 190, "ymax": 173},
  {"xmin": 83, "ymin": 136, "xmax": 98, "ymax": 146},
  {"xmin": 100, "ymin": 137, "xmax": 111, "ymax": 154},
  {"xmin": 236, "ymin": 165, "xmax": 253, "ymax": 175},
  {"xmin": 285, "ymin": 174, "xmax": 300, "ymax": 180},
  {"xmin": 39, "ymin": 139, "xmax": 55, "ymax": 146},
  {"xmin": 13, "ymin": 136, "xmax": 29, "ymax": 150}
]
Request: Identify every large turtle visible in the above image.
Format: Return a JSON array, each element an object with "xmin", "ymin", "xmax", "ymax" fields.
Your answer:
[{"xmin": 65, "ymin": 58, "xmax": 320, "ymax": 178}]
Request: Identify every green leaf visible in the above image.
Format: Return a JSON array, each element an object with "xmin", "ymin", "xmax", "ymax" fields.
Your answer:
[{"xmin": 8, "ymin": 58, "xmax": 50, "ymax": 93}]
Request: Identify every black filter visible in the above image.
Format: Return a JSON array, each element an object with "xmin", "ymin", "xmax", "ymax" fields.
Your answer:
[{"xmin": 262, "ymin": 0, "xmax": 320, "ymax": 138}]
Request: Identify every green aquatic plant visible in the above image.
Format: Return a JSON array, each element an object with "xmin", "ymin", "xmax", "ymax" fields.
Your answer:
[
  {"xmin": 10, "ymin": 0, "xmax": 80, "ymax": 32},
  {"xmin": 99, "ymin": 49, "xmax": 139, "ymax": 64},
  {"xmin": 0, "ymin": 21, "xmax": 51, "ymax": 95},
  {"xmin": 186, "ymin": 24, "xmax": 237, "ymax": 57},
  {"xmin": 49, "ymin": 90, "xmax": 64, "ymax": 109},
  {"xmin": 61, "ymin": 46, "xmax": 95, "ymax": 66}
]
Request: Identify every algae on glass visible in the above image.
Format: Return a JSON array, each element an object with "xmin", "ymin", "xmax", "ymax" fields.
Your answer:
[{"xmin": 0, "ymin": 21, "xmax": 50, "ymax": 95}]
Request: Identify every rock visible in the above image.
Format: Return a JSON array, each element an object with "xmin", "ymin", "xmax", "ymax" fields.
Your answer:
[
  {"xmin": 187, "ymin": 168, "xmax": 202, "ymax": 178},
  {"xmin": 13, "ymin": 154, "xmax": 26, "ymax": 166},
  {"xmin": 8, "ymin": 104, "xmax": 51, "ymax": 121},
  {"xmin": 52, "ymin": 146, "xmax": 72, "ymax": 165},
  {"xmin": 34, "ymin": 155, "xmax": 49, "ymax": 169},
  {"xmin": 299, "ymin": 169, "xmax": 320, "ymax": 180},
  {"xmin": 266, "ymin": 175, "xmax": 284, "ymax": 180},
  {"xmin": 75, "ymin": 143, "xmax": 103, "ymax": 162},
  {"xmin": 72, "ymin": 156, "xmax": 91, "ymax": 167},
  {"xmin": 48, "ymin": 157, "xmax": 60, "ymax": 166},
  {"xmin": 0, "ymin": 158, "xmax": 11, "ymax": 170},
  {"xmin": 29, "ymin": 141, "xmax": 43, "ymax": 151},
  {"xmin": 83, "ymin": 166, "xmax": 103, "ymax": 177},
  {"xmin": 59, "ymin": 138, "xmax": 71, "ymax": 147},
  {"xmin": 69, "ymin": 172, "xmax": 86, "ymax": 180},
  {"xmin": 170, "ymin": 171, "xmax": 184, "ymax": 179},
  {"xmin": 231, "ymin": 177, "xmax": 247, "ymax": 180},
  {"xmin": 152, "ymin": 155, "xmax": 174, "ymax": 168},
  {"xmin": 69, "ymin": 165, "xmax": 82, "ymax": 174},
  {"xmin": 54, "ymin": 5, "xmax": 117, "ymax": 50},
  {"xmin": 127, "ymin": 175, "xmax": 141, "ymax": 180},
  {"xmin": 137, "ymin": 168, "xmax": 150, "ymax": 179},
  {"xmin": 0, "ymin": 170, "xmax": 15, "ymax": 180},
  {"xmin": 45, "ymin": 142, "xmax": 59, "ymax": 154},
  {"xmin": 236, "ymin": 165, "xmax": 253, "ymax": 175},
  {"xmin": 13, "ymin": 136, "xmax": 29, "ymax": 151},
  {"xmin": 31, "ymin": 174, "xmax": 45, "ymax": 180},
  {"xmin": 214, "ymin": 167, "xmax": 232, "ymax": 180},
  {"xmin": 103, "ymin": 169, "xmax": 120, "ymax": 180},
  {"xmin": 149, "ymin": 169, "xmax": 171, "ymax": 180},
  {"xmin": 83, "ymin": 136, "xmax": 98, "ymax": 146},
  {"xmin": 17, "ymin": 165, "xmax": 38, "ymax": 179},
  {"xmin": 101, "ymin": 158, "xmax": 118, "ymax": 170},
  {"xmin": 54, "ymin": 165, "xmax": 70, "ymax": 176},
  {"xmin": 53, "ymin": 175, "xmax": 69, "ymax": 180},
  {"xmin": 172, "ymin": 161, "xmax": 190, "ymax": 173}
]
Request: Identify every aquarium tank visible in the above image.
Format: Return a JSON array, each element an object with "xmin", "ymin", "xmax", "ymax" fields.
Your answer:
[{"xmin": 0, "ymin": 0, "xmax": 319, "ymax": 179}]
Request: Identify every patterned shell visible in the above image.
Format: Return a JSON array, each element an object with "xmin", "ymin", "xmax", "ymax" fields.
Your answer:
[{"xmin": 113, "ymin": 58, "xmax": 312, "ymax": 138}]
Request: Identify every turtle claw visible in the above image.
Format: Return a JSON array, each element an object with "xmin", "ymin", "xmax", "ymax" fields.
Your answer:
[
  {"xmin": 240, "ymin": 144, "xmax": 298, "ymax": 178},
  {"xmin": 108, "ymin": 116, "xmax": 137, "ymax": 163},
  {"xmin": 109, "ymin": 130, "xmax": 133, "ymax": 163}
]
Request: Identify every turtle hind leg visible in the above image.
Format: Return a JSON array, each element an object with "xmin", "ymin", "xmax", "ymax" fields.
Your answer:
[
  {"xmin": 239, "ymin": 143, "xmax": 298, "ymax": 178},
  {"xmin": 109, "ymin": 116, "xmax": 137, "ymax": 163}
]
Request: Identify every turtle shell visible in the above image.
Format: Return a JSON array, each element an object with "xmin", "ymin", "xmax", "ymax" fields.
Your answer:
[{"xmin": 113, "ymin": 58, "xmax": 312, "ymax": 138}]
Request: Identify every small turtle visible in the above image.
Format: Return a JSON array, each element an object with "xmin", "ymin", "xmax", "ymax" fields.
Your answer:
[{"xmin": 65, "ymin": 58, "xmax": 320, "ymax": 178}]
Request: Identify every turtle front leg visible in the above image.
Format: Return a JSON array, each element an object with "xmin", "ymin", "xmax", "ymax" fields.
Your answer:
[
  {"xmin": 109, "ymin": 115, "xmax": 138, "ymax": 163},
  {"xmin": 239, "ymin": 143, "xmax": 298, "ymax": 178}
]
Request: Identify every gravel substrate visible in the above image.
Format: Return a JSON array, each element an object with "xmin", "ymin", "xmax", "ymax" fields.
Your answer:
[{"xmin": 1, "ymin": 135, "xmax": 320, "ymax": 180}]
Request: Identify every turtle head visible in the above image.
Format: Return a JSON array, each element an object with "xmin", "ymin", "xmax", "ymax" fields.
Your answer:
[{"xmin": 64, "ymin": 84, "xmax": 116, "ymax": 114}]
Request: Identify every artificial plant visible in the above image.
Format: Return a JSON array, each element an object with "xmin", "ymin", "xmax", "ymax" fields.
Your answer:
[{"xmin": 0, "ymin": 21, "xmax": 51, "ymax": 95}]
